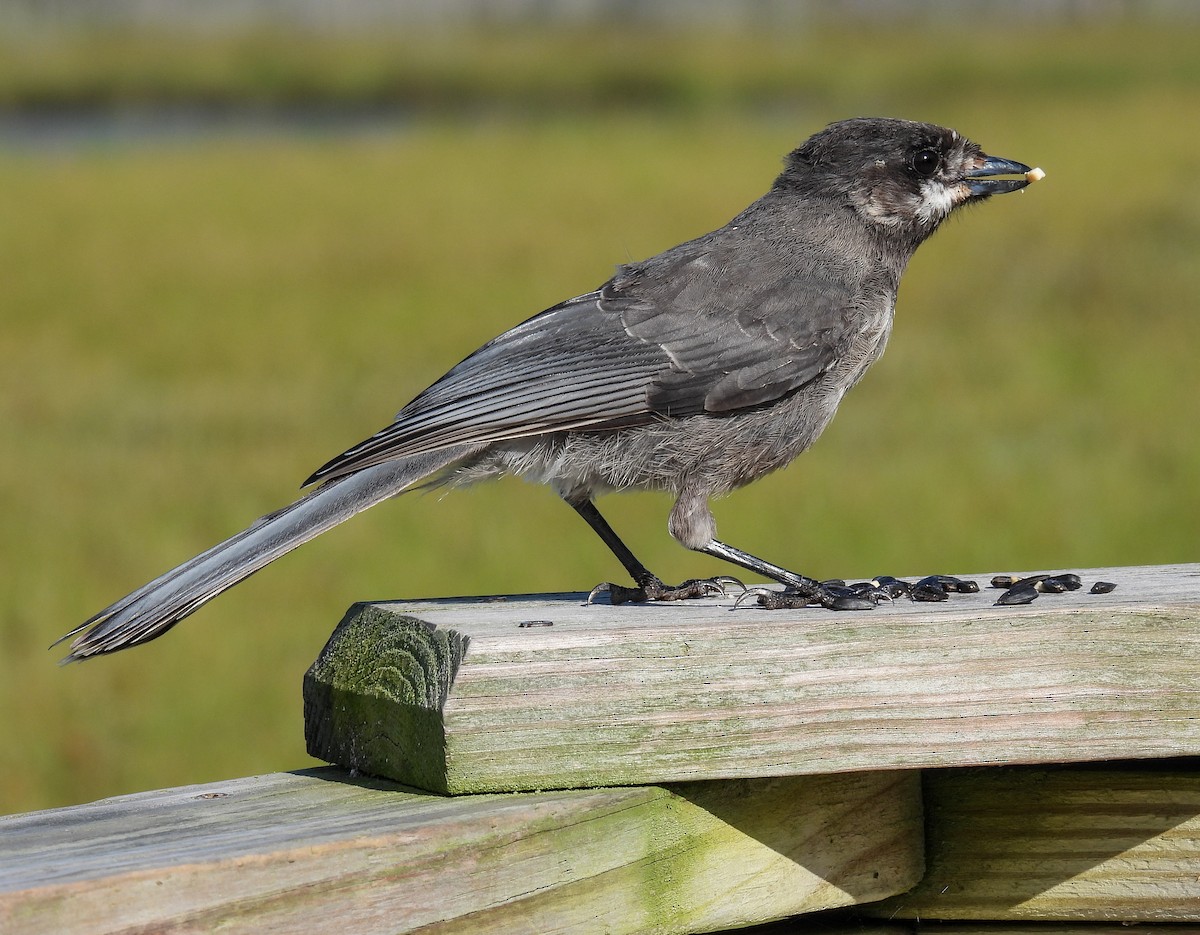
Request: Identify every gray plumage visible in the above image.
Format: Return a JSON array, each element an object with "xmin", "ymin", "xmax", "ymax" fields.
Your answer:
[{"xmin": 59, "ymin": 117, "xmax": 1037, "ymax": 661}]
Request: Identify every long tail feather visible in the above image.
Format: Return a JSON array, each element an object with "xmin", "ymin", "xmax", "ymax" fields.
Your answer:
[{"xmin": 57, "ymin": 448, "xmax": 472, "ymax": 661}]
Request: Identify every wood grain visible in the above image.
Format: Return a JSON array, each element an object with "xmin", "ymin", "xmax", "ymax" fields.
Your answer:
[
  {"xmin": 764, "ymin": 923, "xmax": 1192, "ymax": 934},
  {"xmin": 0, "ymin": 767, "xmax": 922, "ymax": 935},
  {"xmin": 872, "ymin": 764, "xmax": 1200, "ymax": 922},
  {"xmin": 304, "ymin": 564, "xmax": 1200, "ymax": 793}
]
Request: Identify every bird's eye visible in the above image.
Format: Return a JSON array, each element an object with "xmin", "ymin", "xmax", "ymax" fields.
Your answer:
[{"xmin": 911, "ymin": 149, "xmax": 941, "ymax": 178}]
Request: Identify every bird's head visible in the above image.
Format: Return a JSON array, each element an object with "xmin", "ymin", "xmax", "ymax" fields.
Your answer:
[{"xmin": 779, "ymin": 117, "xmax": 1040, "ymax": 241}]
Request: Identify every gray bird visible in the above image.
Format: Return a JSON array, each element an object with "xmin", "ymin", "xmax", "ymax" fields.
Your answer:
[{"xmin": 59, "ymin": 117, "xmax": 1039, "ymax": 661}]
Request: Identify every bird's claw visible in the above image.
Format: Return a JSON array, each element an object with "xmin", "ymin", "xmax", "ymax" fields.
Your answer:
[
  {"xmin": 737, "ymin": 580, "xmax": 885, "ymax": 611},
  {"xmin": 587, "ymin": 575, "xmax": 735, "ymax": 605},
  {"xmin": 733, "ymin": 586, "xmax": 776, "ymax": 609}
]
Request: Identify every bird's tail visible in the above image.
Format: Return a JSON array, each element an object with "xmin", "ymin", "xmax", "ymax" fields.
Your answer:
[{"xmin": 57, "ymin": 447, "xmax": 473, "ymax": 662}]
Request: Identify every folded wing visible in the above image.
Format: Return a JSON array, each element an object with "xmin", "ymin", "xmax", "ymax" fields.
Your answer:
[{"xmin": 308, "ymin": 240, "xmax": 861, "ymax": 485}]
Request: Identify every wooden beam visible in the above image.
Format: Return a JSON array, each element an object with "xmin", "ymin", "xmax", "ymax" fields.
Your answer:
[
  {"xmin": 303, "ymin": 563, "xmax": 1200, "ymax": 794},
  {"xmin": 778, "ymin": 922, "xmax": 1192, "ymax": 934},
  {"xmin": 917, "ymin": 929, "xmax": 1197, "ymax": 934},
  {"xmin": 0, "ymin": 767, "xmax": 922, "ymax": 935},
  {"xmin": 870, "ymin": 764, "xmax": 1200, "ymax": 922}
]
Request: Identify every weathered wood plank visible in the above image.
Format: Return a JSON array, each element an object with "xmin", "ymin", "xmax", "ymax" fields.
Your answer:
[
  {"xmin": 914, "ymin": 929, "xmax": 1196, "ymax": 934},
  {"xmin": 730, "ymin": 919, "xmax": 911, "ymax": 935},
  {"xmin": 0, "ymin": 767, "xmax": 922, "ymax": 935},
  {"xmin": 871, "ymin": 764, "xmax": 1200, "ymax": 922},
  {"xmin": 304, "ymin": 563, "xmax": 1200, "ymax": 793},
  {"xmin": 772, "ymin": 923, "xmax": 1191, "ymax": 934}
]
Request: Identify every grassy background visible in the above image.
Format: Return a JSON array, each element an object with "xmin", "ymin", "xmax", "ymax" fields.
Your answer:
[{"xmin": 3, "ymin": 20, "xmax": 1199, "ymax": 815}]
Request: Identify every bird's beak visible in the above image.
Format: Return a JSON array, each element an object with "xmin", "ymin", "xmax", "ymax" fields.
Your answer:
[{"xmin": 965, "ymin": 155, "xmax": 1042, "ymax": 196}]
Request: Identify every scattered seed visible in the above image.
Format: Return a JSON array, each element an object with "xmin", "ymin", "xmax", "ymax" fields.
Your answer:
[
  {"xmin": 1048, "ymin": 573, "xmax": 1083, "ymax": 591},
  {"xmin": 747, "ymin": 570, "xmax": 1111, "ymax": 611},
  {"xmin": 911, "ymin": 580, "xmax": 949, "ymax": 602},
  {"xmin": 996, "ymin": 584, "xmax": 1039, "ymax": 605},
  {"xmin": 824, "ymin": 593, "xmax": 878, "ymax": 611},
  {"xmin": 871, "ymin": 575, "xmax": 912, "ymax": 599},
  {"xmin": 941, "ymin": 576, "xmax": 980, "ymax": 594}
]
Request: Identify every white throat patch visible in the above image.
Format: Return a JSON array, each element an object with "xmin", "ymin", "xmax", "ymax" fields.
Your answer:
[{"xmin": 915, "ymin": 179, "xmax": 958, "ymax": 226}]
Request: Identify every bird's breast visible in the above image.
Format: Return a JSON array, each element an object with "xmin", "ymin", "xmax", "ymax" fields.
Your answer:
[{"xmin": 831, "ymin": 299, "xmax": 895, "ymax": 394}]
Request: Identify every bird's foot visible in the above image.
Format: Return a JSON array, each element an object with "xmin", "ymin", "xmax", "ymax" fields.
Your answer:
[
  {"xmin": 588, "ymin": 575, "xmax": 743, "ymax": 605},
  {"xmin": 735, "ymin": 579, "xmax": 886, "ymax": 611}
]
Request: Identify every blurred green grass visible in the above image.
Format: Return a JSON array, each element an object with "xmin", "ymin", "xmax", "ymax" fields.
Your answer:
[
  {"xmin": 4, "ymin": 22, "xmax": 1200, "ymax": 111},
  {"xmin": 3, "ymin": 22, "xmax": 1200, "ymax": 815}
]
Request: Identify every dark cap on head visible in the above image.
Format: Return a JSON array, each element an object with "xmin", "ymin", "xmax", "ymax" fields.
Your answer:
[{"xmin": 777, "ymin": 117, "xmax": 1035, "ymax": 240}]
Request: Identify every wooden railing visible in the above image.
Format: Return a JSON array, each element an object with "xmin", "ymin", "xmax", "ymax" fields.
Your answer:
[{"xmin": 4, "ymin": 563, "xmax": 1199, "ymax": 933}]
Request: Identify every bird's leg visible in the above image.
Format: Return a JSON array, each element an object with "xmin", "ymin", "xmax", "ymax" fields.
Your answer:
[
  {"xmin": 669, "ymin": 490, "xmax": 875, "ymax": 611},
  {"xmin": 567, "ymin": 498, "xmax": 732, "ymax": 604},
  {"xmin": 698, "ymin": 539, "xmax": 875, "ymax": 610},
  {"xmin": 700, "ymin": 539, "xmax": 822, "ymax": 593}
]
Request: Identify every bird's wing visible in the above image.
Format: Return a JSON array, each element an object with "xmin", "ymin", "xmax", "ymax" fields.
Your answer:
[
  {"xmin": 617, "ymin": 239, "xmax": 864, "ymax": 414},
  {"xmin": 305, "ymin": 291, "xmax": 668, "ymax": 483},
  {"xmin": 307, "ymin": 242, "xmax": 862, "ymax": 485}
]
